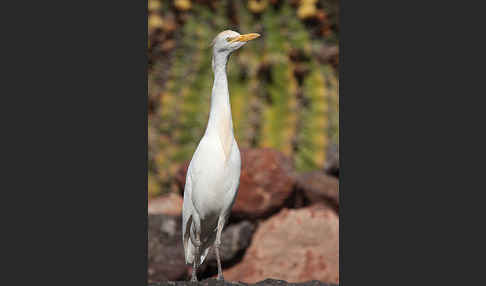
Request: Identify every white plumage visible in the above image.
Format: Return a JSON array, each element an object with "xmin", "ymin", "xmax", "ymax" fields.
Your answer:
[{"xmin": 182, "ymin": 30, "xmax": 260, "ymax": 281}]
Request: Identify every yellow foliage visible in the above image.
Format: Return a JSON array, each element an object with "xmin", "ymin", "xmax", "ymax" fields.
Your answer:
[
  {"xmin": 148, "ymin": 14, "xmax": 164, "ymax": 31},
  {"xmin": 297, "ymin": 0, "xmax": 318, "ymax": 19},
  {"xmin": 148, "ymin": 174, "xmax": 161, "ymax": 198},
  {"xmin": 248, "ymin": 0, "xmax": 268, "ymax": 13},
  {"xmin": 148, "ymin": 0, "xmax": 161, "ymax": 12},
  {"xmin": 174, "ymin": 0, "xmax": 191, "ymax": 11}
]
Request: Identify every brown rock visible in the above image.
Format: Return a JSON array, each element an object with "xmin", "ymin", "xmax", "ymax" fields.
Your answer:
[
  {"xmin": 295, "ymin": 171, "xmax": 339, "ymax": 211},
  {"xmin": 223, "ymin": 205, "xmax": 339, "ymax": 284},
  {"xmin": 148, "ymin": 193, "xmax": 183, "ymax": 216},
  {"xmin": 174, "ymin": 148, "xmax": 296, "ymax": 220}
]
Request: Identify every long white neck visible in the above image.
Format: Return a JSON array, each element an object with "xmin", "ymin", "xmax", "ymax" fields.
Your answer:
[
  {"xmin": 206, "ymin": 52, "xmax": 233, "ymax": 137},
  {"xmin": 205, "ymin": 51, "xmax": 235, "ymax": 159}
]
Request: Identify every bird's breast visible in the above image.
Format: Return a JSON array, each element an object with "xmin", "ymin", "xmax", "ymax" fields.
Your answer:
[
  {"xmin": 189, "ymin": 138, "xmax": 240, "ymax": 220},
  {"xmin": 216, "ymin": 109, "xmax": 233, "ymax": 162}
]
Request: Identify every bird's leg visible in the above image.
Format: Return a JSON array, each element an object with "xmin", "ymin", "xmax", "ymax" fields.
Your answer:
[
  {"xmin": 191, "ymin": 223, "xmax": 201, "ymax": 282},
  {"xmin": 215, "ymin": 218, "xmax": 225, "ymax": 280},
  {"xmin": 191, "ymin": 242, "xmax": 200, "ymax": 282},
  {"xmin": 191, "ymin": 258, "xmax": 198, "ymax": 282},
  {"xmin": 215, "ymin": 242, "xmax": 223, "ymax": 280}
]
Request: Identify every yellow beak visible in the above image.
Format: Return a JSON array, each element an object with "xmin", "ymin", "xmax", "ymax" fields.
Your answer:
[{"xmin": 229, "ymin": 33, "xmax": 261, "ymax": 43}]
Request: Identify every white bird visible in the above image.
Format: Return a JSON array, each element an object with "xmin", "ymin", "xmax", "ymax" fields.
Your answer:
[{"xmin": 182, "ymin": 30, "xmax": 260, "ymax": 281}]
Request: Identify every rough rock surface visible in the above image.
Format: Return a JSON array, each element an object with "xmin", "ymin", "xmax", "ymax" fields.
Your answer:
[
  {"xmin": 223, "ymin": 206, "xmax": 339, "ymax": 284},
  {"xmin": 148, "ymin": 214, "xmax": 188, "ymax": 282},
  {"xmin": 175, "ymin": 148, "xmax": 296, "ymax": 220},
  {"xmin": 295, "ymin": 172, "xmax": 339, "ymax": 212},
  {"xmin": 149, "ymin": 214, "xmax": 255, "ymax": 282},
  {"xmin": 205, "ymin": 221, "xmax": 255, "ymax": 267},
  {"xmin": 149, "ymin": 278, "xmax": 338, "ymax": 286},
  {"xmin": 148, "ymin": 193, "xmax": 184, "ymax": 215}
]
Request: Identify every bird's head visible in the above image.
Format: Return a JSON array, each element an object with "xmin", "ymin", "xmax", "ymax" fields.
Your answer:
[{"xmin": 211, "ymin": 30, "xmax": 260, "ymax": 55}]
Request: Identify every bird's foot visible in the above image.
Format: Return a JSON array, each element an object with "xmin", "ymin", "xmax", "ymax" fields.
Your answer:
[
  {"xmin": 191, "ymin": 268, "xmax": 198, "ymax": 282},
  {"xmin": 216, "ymin": 274, "xmax": 224, "ymax": 281}
]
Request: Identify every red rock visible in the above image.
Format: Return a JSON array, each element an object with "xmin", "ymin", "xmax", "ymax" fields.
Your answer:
[
  {"xmin": 148, "ymin": 193, "xmax": 183, "ymax": 216},
  {"xmin": 223, "ymin": 205, "xmax": 339, "ymax": 283},
  {"xmin": 175, "ymin": 148, "xmax": 296, "ymax": 220}
]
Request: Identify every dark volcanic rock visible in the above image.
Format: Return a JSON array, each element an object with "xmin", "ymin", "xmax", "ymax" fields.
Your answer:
[
  {"xmin": 175, "ymin": 148, "xmax": 296, "ymax": 220},
  {"xmin": 149, "ymin": 214, "xmax": 255, "ymax": 282},
  {"xmin": 148, "ymin": 278, "xmax": 338, "ymax": 286},
  {"xmin": 148, "ymin": 215, "xmax": 188, "ymax": 282},
  {"xmin": 205, "ymin": 221, "xmax": 255, "ymax": 267}
]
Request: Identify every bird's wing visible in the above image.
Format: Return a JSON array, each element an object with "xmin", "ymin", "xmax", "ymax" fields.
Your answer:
[
  {"xmin": 187, "ymin": 135, "xmax": 227, "ymax": 207},
  {"xmin": 182, "ymin": 151, "xmax": 219, "ymax": 266},
  {"xmin": 182, "ymin": 166, "xmax": 194, "ymax": 264}
]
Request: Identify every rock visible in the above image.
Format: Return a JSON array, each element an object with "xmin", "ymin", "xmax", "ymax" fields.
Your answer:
[
  {"xmin": 148, "ymin": 278, "xmax": 338, "ymax": 286},
  {"xmin": 149, "ymin": 215, "xmax": 255, "ymax": 282},
  {"xmin": 233, "ymin": 148, "xmax": 296, "ymax": 220},
  {"xmin": 148, "ymin": 193, "xmax": 184, "ymax": 216},
  {"xmin": 148, "ymin": 214, "xmax": 188, "ymax": 282},
  {"xmin": 323, "ymin": 144, "xmax": 339, "ymax": 178},
  {"xmin": 223, "ymin": 206, "xmax": 339, "ymax": 284},
  {"xmin": 175, "ymin": 148, "xmax": 296, "ymax": 220},
  {"xmin": 295, "ymin": 171, "xmax": 339, "ymax": 212},
  {"xmin": 205, "ymin": 221, "xmax": 256, "ymax": 269}
]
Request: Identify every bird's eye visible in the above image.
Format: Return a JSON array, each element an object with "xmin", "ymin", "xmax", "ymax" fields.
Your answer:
[{"xmin": 226, "ymin": 37, "xmax": 233, "ymax": 42}]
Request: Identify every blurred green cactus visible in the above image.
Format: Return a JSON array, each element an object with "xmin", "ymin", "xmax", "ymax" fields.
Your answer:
[{"xmin": 148, "ymin": 0, "xmax": 339, "ymax": 197}]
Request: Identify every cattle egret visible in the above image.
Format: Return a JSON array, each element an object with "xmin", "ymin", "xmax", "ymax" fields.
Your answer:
[{"xmin": 182, "ymin": 30, "xmax": 260, "ymax": 281}]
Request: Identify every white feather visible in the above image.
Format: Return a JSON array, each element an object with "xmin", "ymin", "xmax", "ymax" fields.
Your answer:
[{"xmin": 182, "ymin": 30, "xmax": 257, "ymax": 279}]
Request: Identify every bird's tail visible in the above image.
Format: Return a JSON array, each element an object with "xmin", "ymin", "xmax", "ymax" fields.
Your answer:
[
  {"xmin": 182, "ymin": 216, "xmax": 209, "ymax": 266},
  {"xmin": 183, "ymin": 216, "xmax": 211, "ymax": 266},
  {"xmin": 184, "ymin": 240, "xmax": 211, "ymax": 266}
]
